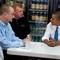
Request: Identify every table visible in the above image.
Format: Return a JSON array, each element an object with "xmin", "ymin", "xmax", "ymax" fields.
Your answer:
[{"xmin": 7, "ymin": 42, "xmax": 60, "ymax": 60}]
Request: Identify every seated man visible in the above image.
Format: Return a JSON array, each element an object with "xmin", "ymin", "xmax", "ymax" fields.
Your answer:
[
  {"xmin": 10, "ymin": 3, "xmax": 32, "ymax": 41},
  {"xmin": 0, "ymin": 4, "xmax": 24, "ymax": 60},
  {"xmin": 0, "ymin": 4, "xmax": 24, "ymax": 50},
  {"xmin": 42, "ymin": 11, "xmax": 60, "ymax": 47}
]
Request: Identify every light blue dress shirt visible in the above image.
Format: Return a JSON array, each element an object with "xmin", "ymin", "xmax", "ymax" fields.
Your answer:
[{"xmin": 0, "ymin": 20, "xmax": 23, "ymax": 50}]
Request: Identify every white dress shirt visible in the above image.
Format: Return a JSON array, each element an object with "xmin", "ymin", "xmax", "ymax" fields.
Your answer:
[
  {"xmin": 42, "ymin": 22, "xmax": 60, "ymax": 41},
  {"xmin": 0, "ymin": 46, "xmax": 4, "ymax": 60}
]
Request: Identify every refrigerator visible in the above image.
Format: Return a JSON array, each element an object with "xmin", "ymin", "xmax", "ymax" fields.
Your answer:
[
  {"xmin": 25, "ymin": 0, "xmax": 60, "ymax": 42},
  {"xmin": 48, "ymin": 0, "xmax": 59, "ymax": 22}
]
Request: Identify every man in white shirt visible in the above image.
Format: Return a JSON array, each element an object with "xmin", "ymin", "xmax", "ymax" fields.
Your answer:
[
  {"xmin": 42, "ymin": 11, "xmax": 60, "ymax": 47},
  {"xmin": 0, "ymin": 46, "xmax": 4, "ymax": 60}
]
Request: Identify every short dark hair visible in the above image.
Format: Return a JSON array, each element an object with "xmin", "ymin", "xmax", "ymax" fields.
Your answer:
[
  {"xmin": 53, "ymin": 11, "xmax": 60, "ymax": 20},
  {"xmin": 0, "ymin": 4, "xmax": 10, "ymax": 15}
]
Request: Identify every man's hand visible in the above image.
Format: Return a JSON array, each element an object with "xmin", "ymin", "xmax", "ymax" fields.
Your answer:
[
  {"xmin": 48, "ymin": 40, "xmax": 56, "ymax": 47},
  {"xmin": 23, "ymin": 34, "xmax": 32, "ymax": 47},
  {"xmin": 56, "ymin": 41, "xmax": 60, "ymax": 46},
  {"xmin": 43, "ymin": 39, "xmax": 56, "ymax": 47}
]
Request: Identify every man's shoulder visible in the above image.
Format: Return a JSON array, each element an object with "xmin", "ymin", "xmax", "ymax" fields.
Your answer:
[
  {"xmin": 47, "ymin": 22, "xmax": 52, "ymax": 27},
  {"xmin": 48, "ymin": 22, "xmax": 52, "ymax": 25}
]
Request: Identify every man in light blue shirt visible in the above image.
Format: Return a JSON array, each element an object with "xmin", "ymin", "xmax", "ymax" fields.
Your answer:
[
  {"xmin": 0, "ymin": 4, "xmax": 24, "ymax": 60},
  {"xmin": 0, "ymin": 20, "xmax": 23, "ymax": 49},
  {"xmin": 0, "ymin": 5, "xmax": 23, "ymax": 50}
]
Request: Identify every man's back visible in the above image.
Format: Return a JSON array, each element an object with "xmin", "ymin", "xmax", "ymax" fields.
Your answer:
[
  {"xmin": 0, "ymin": 46, "xmax": 4, "ymax": 60},
  {"xmin": 0, "ymin": 20, "xmax": 23, "ymax": 49},
  {"xmin": 10, "ymin": 17, "xmax": 30, "ymax": 39}
]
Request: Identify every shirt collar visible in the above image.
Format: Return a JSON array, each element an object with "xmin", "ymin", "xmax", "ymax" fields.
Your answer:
[
  {"xmin": 0, "ymin": 20, "xmax": 8, "ymax": 26},
  {"xmin": 51, "ymin": 22, "xmax": 60, "ymax": 28},
  {"xmin": 58, "ymin": 26, "xmax": 60, "ymax": 28}
]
